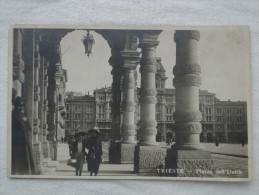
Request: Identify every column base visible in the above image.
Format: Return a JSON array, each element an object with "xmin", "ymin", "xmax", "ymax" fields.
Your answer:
[
  {"xmin": 121, "ymin": 143, "xmax": 135, "ymax": 163},
  {"xmin": 42, "ymin": 158, "xmax": 59, "ymax": 173},
  {"xmin": 49, "ymin": 141, "xmax": 58, "ymax": 161},
  {"xmin": 42, "ymin": 141, "xmax": 50, "ymax": 158},
  {"xmin": 165, "ymin": 149, "xmax": 213, "ymax": 177},
  {"xmin": 109, "ymin": 142, "xmax": 136, "ymax": 164},
  {"xmin": 32, "ymin": 142, "xmax": 43, "ymax": 174},
  {"xmin": 134, "ymin": 145, "xmax": 165, "ymax": 174},
  {"xmin": 109, "ymin": 142, "xmax": 121, "ymax": 164}
]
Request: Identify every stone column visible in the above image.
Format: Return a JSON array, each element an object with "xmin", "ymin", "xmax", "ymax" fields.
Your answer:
[
  {"xmin": 32, "ymin": 37, "xmax": 43, "ymax": 174},
  {"xmin": 13, "ymin": 29, "xmax": 25, "ymax": 97},
  {"xmin": 134, "ymin": 31, "xmax": 165, "ymax": 174},
  {"xmin": 109, "ymin": 54, "xmax": 123, "ymax": 163},
  {"xmin": 119, "ymin": 50, "xmax": 140, "ymax": 163},
  {"xmin": 110, "ymin": 54, "xmax": 123, "ymax": 142},
  {"xmin": 165, "ymin": 30, "xmax": 212, "ymax": 177},
  {"xmin": 223, "ymin": 124, "xmax": 228, "ymax": 143},
  {"xmin": 42, "ymin": 59, "xmax": 50, "ymax": 158},
  {"xmin": 47, "ymin": 63, "xmax": 57, "ymax": 161}
]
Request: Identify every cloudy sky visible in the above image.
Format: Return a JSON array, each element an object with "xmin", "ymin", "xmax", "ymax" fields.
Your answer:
[{"xmin": 60, "ymin": 27, "xmax": 250, "ymax": 101}]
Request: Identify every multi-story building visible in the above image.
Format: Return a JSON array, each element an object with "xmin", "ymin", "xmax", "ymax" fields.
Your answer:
[
  {"xmin": 65, "ymin": 92, "xmax": 96, "ymax": 136},
  {"xmin": 64, "ymin": 58, "xmax": 248, "ymax": 143},
  {"xmin": 213, "ymin": 100, "xmax": 247, "ymax": 143}
]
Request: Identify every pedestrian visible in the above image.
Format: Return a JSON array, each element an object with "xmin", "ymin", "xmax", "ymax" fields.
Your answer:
[
  {"xmin": 12, "ymin": 97, "xmax": 36, "ymax": 175},
  {"xmin": 73, "ymin": 133, "xmax": 87, "ymax": 176},
  {"xmin": 86, "ymin": 129, "xmax": 103, "ymax": 176},
  {"xmin": 241, "ymin": 137, "xmax": 245, "ymax": 147},
  {"xmin": 215, "ymin": 137, "xmax": 219, "ymax": 147},
  {"xmin": 61, "ymin": 137, "xmax": 64, "ymax": 143}
]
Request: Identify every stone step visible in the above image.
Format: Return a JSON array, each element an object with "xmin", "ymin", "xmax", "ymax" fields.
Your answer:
[{"xmin": 42, "ymin": 159, "xmax": 59, "ymax": 173}]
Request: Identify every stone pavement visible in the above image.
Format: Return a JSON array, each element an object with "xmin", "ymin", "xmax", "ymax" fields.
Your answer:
[{"xmin": 43, "ymin": 142, "xmax": 249, "ymax": 178}]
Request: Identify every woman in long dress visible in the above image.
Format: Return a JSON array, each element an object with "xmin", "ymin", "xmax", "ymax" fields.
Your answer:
[
  {"xmin": 86, "ymin": 129, "xmax": 103, "ymax": 176},
  {"xmin": 72, "ymin": 134, "xmax": 87, "ymax": 176}
]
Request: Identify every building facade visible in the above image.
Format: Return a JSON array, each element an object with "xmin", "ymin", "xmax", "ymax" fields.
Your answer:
[{"xmin": 64, "ymin": 58, "xmax": 248, "ymax": 144}]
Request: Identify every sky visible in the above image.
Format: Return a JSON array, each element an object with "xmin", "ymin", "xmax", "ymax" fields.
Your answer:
[{"xmin": 60, "ymin": 27, "xmax": 250, "ymax": 101}]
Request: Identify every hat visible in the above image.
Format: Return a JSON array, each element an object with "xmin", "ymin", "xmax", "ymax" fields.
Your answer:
[
  {"xmin": 93, "ymin": 126, "xmax": 100, "ymax": 133},
  {"xmin": 14, "ymin": 96, "xmax": 24, "ymax": 108}
]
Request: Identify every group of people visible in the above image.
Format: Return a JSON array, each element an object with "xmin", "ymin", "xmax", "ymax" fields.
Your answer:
[
  {"xmin": 12, "ymin": 95, "xmax": 103, "ymax": 176},
  {"xmin": 67, "ymin": 129, "xmax": 103, "ymax": 176}
]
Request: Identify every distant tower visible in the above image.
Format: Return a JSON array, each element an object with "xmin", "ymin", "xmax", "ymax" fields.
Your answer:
[{"xmin": 155, "ymin": 57, "xmax": 168, "ymax": 92}]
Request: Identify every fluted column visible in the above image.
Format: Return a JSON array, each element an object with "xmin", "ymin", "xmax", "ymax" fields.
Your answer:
[
  {"xmin": 165, "ymin": 30, "xmax": 212, "ymax": 177},
  {"xmin": 134, "ymin": 31, "xmax": 165, "ymax": 174}
]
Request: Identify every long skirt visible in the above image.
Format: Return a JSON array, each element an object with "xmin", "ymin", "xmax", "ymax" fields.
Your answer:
[
  {"xmin": 87, "ymin": 158, "xmax": 101, "ymax": 174},
  {"xmin": 74, "ymin": 152, "xmax": 85, "ymax": 171}
]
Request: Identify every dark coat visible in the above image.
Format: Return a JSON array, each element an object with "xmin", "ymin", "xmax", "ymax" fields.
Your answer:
[
  {"xmin": 12, "ymin": 110, "xmax": 36, "ymax": 175},
  {"xmin": 72, "ymin": 140, "xmax": 87, "ymax": 171},
  {"xmin": 86, "ymin": 132, "xmax": 102, "ymax": 174}
]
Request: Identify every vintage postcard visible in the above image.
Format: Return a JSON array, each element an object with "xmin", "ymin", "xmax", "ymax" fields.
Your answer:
[{"xmin": 8, "ymin": 25, "xmax": 252, "ymax": 181}]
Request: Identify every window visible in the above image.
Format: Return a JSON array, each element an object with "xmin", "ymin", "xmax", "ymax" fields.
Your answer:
[
  {"xmin": 227, "ymin": 116, "xmax": 232, "ymax": 122},
  {"xmin": 217, "ymin": 109, "xmax": 222, "ymax": 114},
  {"xmin": 206, "ymin": 116, "xmax": 212, "ymax": 122},
  {"xmin": 236, "ymin": 116, "xmax": 242, "ymax": 122},
  {"xmin": 217, "ymin": 116, "xmax": 222, "ymax": 122},
  {"xmin": 206, "ymin": 108, "xmax": 211, "ymax": 114}
]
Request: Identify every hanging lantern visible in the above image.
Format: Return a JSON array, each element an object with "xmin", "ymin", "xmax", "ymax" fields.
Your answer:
[{"xmin": 82, "ymin": 30, "xmax": 95, "ymax": 57}]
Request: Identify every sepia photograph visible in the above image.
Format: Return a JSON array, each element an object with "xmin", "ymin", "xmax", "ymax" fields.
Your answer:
[{"xmin": 8, "ymin": 25, "xmax": 252, "ymax": 181}]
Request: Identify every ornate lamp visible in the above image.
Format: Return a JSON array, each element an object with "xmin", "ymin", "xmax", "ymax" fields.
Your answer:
[{"xmin": 82, "ymin": 30, "xmax": 95, "ymax": 57}]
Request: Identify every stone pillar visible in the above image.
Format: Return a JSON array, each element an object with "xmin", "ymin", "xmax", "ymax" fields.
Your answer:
[
  {"xmin": 165, "ymin": 30, "xmax": 212, "ymax": 177},
  {"xmin": 42, "ymin": 59, "xmax": 50, "ymax": 158},
  {"xmin": 134, "ymin": 69, "xmax": 139, "ymax": 141},
  {"xmin": 119, "ymin": 50, "xmax": 140, "ymax": 163},
  {"xmin": 223, "ymin": 124, "xmax": 228, "ymax": 143},
  {"xmin": 47, "ymin": 63, "xmax": 57, "ymax": 161},
  {"xmin": 32, "ymin": 37, "xmax": 43, "ymax": 174},
  {"xmin": 108, "ymin": 52, "xmax": 124, "ymax": 163},
  {"xmin": 13, "ymin": 29, "xmax": 24, "ymax": 97},
  {"xmin": 134, "ymin": 31, "xmax": 165, "ymax": 174}
]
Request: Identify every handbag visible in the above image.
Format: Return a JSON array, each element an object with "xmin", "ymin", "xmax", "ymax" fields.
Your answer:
[{"xmin": 67, "ymin": 158, "xmax": 77, "ymax": 168}]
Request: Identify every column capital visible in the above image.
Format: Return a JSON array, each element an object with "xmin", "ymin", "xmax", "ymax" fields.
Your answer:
[
  {"xmin": 121, "ymin": 50, "xmax": 140, "ymax": 69},
  {"xmin": 174, "ymin": 30, "xmax": 200, "ymax": 42},
  {"xmin": 138, "ymin": 30, "xmax": 161, "ymax": 48}
]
